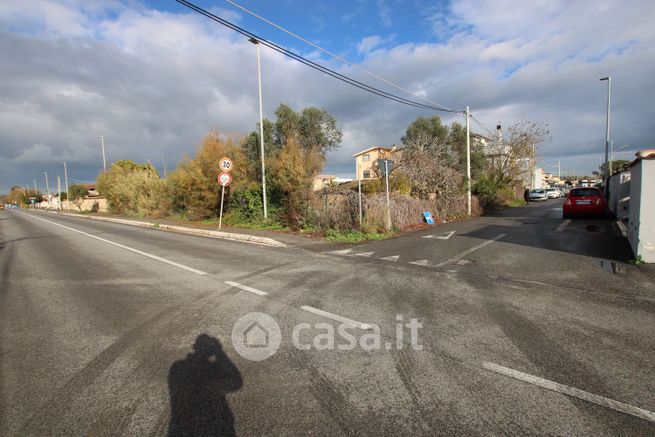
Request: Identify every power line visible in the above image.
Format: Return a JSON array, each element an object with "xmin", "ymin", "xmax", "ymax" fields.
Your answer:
[
  {"xmin": 470, "ymin": 114, "xmax": 493, "ymax": 137},
  {"xmin": 175, "ymin": 0, "xmax": 460, "ymax": 112},
  {"xmin": 222, "ymin": 0, "xmax": 457, "ymax": 113}
]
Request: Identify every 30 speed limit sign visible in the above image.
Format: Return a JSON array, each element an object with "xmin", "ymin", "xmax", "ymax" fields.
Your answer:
[
  {"xmin": 219, "ymin": 157, "xmax": 233, "ymax": 172},
  {"xmin": 218, "ymin": 171, "xmax": 232, "ymax": 187}
]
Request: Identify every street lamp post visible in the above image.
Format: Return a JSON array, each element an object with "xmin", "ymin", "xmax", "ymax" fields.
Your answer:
[
  {"xmin": 100, "ymin": 135, "xmax": 107, "ymax": 172},
  {"xmin": 62, "ymin": 161, "xmax": 70, "ymax": 210},
  {"xmin": 42, "ymin": 171, "xmax": 50, "ymax": 208},
  {"xmin": 600, "ymin": 76, "xmax": 611, "ymax": 178},
  {"xmin": 249, "ymin": 37, "xmax": 268, "ymax": 219},
  {"xmin": 33, "ymin": 179, "xmax": 37, "ymax": 195}
]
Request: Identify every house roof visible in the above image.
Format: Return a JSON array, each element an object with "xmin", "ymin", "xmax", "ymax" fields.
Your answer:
[
  {"xmin": 627, "ymin": 148, "xmax": 655, "ymax": 170},
  {"xmin": 352, "ymin": 146, "xmax": 393, "ymax": 157}
]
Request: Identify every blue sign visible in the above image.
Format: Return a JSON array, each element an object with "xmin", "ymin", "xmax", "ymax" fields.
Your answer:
[{"xmin": 423, "ymin": 211, "xmax": 434, "ymax": 225}]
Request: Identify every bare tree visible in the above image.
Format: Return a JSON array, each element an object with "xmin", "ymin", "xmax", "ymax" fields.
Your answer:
[
  {"xmin": 398, "ymin": 131, "xmax": 464, "ymax": 204},
  {"xmin": 485, "ymin": 121, "xmax": 550, "ymax": 183}
]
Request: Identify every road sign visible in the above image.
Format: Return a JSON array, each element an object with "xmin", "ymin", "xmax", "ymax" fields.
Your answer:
[
  {"xmin": 219, "ymin": 157, "xmax": 233, "ymax": 173},
  {"xmin": 377, "ymin": 159, "xmax": 394, "ymax": 175},
  {"xmin": 218, "ymin": 172, "xmax": 232, "ymax": 187}
]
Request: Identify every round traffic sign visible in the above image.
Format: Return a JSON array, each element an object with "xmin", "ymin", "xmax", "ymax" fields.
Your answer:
[
  {"xmin": 219, "ymin": 157, "xmax": 233, "ymax": 172},
  {"xmin": 218, "ymin": 171, "xmax": 233, "ymax": 187}
]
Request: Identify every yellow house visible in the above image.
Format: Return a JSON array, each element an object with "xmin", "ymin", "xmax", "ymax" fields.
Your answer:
[
  {"xmin": 312, "ymin": 174, "xmax": 336, "ymax": 191},
  {"xmin": 353, "ymin": 146, "xmax": 400, "ymax": 180}
]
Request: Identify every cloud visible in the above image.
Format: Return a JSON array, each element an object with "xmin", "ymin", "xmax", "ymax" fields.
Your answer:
[
  {"xmin": 377, "ymin": 0, "xmax": 392, "ymax": 27},
  {"xmin": 1, "ymin": 0, "xmax": 654, "ymax": 190}
]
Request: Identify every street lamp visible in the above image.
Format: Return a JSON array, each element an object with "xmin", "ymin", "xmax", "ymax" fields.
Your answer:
[
  {"xmin": 599, "ymin": 76, "xmax": 611, "ymax": 178},
  {"xmin": 100, "ymin": 135, "xmax": 107, "ymax": 172},
  {"xmin": 249, "ymin": 37, "xmax": 267, "ymax": 219},
  {"xmin": 62, "ymin": 161, "xmax": 70, "ymax": 210},
  {"xmin": 42, "ymin": 171, "xmax": 50, "ymax": 208},
  {"xmin": 611, "ymin": 144, "xmax": 630, "ymax": 162}
]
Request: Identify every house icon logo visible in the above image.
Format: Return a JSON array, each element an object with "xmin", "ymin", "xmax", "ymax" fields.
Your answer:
[
  {"xmin": 232, "ymin": 312, "xmax": 281, "ymax": 361},
  {"xmin": 243, "ymin": 321, "xmax": 269, "ymax": 348}
]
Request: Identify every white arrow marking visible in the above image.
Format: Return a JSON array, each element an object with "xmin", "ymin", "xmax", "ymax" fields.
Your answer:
[
  {"xmin": 422, "ymin": 230, "xmax": 456, "ymax": 240},
  {"xmin": 380, "ymin": 255, "xmax": 400, "ymax": 262},
  {"xmin": 328, "ymin": 249, "xmax": 352, "ymax": 255},
  {"xmin": 355, "ymin": 251, "xmax": 374, "ymax": 257},
  {"xmin": 408, "ymin": 259, "xmax": 429, "ymax": 266}
]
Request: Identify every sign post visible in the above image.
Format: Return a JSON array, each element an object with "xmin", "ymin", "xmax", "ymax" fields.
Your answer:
[
  {"xmin": 377, "ymin": 159, "xmax": 394, "ymax": 232},
  {"xmin": 218, "ymin": 170, "xmax": 233, "ymax": 230}
]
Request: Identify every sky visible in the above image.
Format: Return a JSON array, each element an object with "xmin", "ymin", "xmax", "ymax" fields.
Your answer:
[{"xmin": 1, "ymin": 0, "xmax": 654, "ymax": 193}]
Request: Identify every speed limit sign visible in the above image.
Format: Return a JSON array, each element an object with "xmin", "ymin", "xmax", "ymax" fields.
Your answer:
[
  {"xmin": 219, "ymin": 157, "xmax": 233, "ymax": 172},
  {"xmin": 218, "ymin": 171, "xmax": 232, "ymax": 187}
]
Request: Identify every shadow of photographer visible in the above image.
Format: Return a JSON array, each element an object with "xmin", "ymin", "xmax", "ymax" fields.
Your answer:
[{"xmin": 168, "ymin": 334, "xmax": 243, "ymax": 437}]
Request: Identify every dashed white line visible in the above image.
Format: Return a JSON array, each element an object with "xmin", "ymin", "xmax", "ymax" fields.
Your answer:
[
  {"xmin": 436, "ymin": 233, "xmax": 506, "ymax": 267},
  {"xmin": 555, "ymin": 219, "xmax": 571, "ymax": 232},
  {"xmin": 224, "ymin": 281, "xmax": 268, "ymax": 296},
  {"xmin": 482, "ymin": 362, "xmax": 655, "ymax": 423},
  {"xmin": 380, "ymin": 255, "xmax": 400, "ymax": 262},
  {"xmin": 22, "ymin": 213, "xmax": 207, "ymax": 275},
  {"xmin": 300, "ymin": 305, "xmax": 372, "ymax": 330}
]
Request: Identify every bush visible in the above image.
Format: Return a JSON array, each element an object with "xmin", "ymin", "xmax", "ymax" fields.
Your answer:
[{"xmin": 97, "ymin": 161, "xmax": 167, "ymax": 216}]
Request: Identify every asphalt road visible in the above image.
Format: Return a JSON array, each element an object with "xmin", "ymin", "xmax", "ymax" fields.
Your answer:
[{"xmin": 1, "ymin": 201, "xmax": 654, "ymax": 436}]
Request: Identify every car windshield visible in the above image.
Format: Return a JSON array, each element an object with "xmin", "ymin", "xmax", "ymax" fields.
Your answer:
[
  {"xmin": 531, "ymin": 189, "xmax": 544, "ymax": 194},
  {"xmin": 570, "ymin": 188, "xmax": 600, "ymax": 196},
  {"xmin": 545, "ymin": 188, "xmax": 555, "ymax": 192}
]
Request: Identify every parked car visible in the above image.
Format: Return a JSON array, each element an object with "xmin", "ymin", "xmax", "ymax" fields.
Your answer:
[
  {"xmin": 528, "ymin": 189, "xmax": 548, "ymax": 201},
  {"xmin": 563, "ymin": 187, "xmax": 606, "ymax": 218},
  {"xmin": 545, "ymin": 187, "xmax": 560, "ymax": 198}
]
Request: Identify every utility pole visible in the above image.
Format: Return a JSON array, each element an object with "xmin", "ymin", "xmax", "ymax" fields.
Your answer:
[
  {"xmin": 57, "ymin": 175, "xmax": 62, "ymax": 210},
  {"xmin": 62, "ymin": 161, "xmax": 70, "ymax": 210},
  {"xmin": 42, "ymin": 172, "xmax": 50, "ymax": 208},
  {"xmin": 250, "ymin": 37, "xmax": 268, "ymax": 219},
  {"xmin": 33, "ymin": 179, "xmax": 37, "ymax": 195},
  {"xmin": 465, "ymin": 106, "xmax": 471, "ymax": 216},
  {"xmin": 162, "ymin": 156, "xmax": 168, "ymax": 178},
  {"xmin": 100, "ymin": 135, "xmax": 107, "ymax": 172},
  {"xmin": 600, "ymin": 76, "xmax": 611, "ymax": 179}
]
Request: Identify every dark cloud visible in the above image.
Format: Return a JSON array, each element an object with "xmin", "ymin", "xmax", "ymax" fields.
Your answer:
[{"xmin": 1, "ymin": 0, "xmax": 654, "ymax": 191}]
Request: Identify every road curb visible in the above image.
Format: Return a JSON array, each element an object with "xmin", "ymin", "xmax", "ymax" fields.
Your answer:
[{"xmin": 39, "ymin": 210, "xmax": 287, "ymax": 247}]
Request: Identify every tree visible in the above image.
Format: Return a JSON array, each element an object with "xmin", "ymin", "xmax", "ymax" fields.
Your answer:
[
  {"xmin": 485, "ymin": 121, "xmax": 550, "ymax": 184},
  {"xmin": 268, "ymin": 137, "xmax": 324, "ymax": 229},
  {"xmin": 242, "ymin": 104, "xmax": 342, "ymax": 169},
  {"xmin": 168, "ymin": 132, "xmax": 248, "ymax": 220},
  {"xmin": 97, "ymin": 161, "xmax": 167, "ymax": 216},
  {"xmin": 600, "ymin": 159, "xmax": 630, "ymax": 176},
  {"xmin": 68, "ymin": 185, "xmax": 88, "ymax": 211},
  {"xmin": 398, "ymin": 130, "xmax": 464, "ymax": 202}
]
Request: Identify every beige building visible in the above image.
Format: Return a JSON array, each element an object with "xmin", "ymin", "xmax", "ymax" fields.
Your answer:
[
  {"xmin": 312, "ymin": 175, "xmax": 337, "ymax": 191},
  {"xmin": 353, "ymin": 146, "xmax": 401, "ymax": 180}
]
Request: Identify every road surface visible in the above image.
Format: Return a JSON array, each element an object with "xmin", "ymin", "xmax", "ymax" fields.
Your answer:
[{"xmin": 1, "ymin": 200, "xmax": 653, "ymax": 436}]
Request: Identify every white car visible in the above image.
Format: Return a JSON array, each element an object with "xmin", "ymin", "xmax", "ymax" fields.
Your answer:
[
  {"xmin": 545, "ymin": 187, "xmax": 560, "ymax": 199},
  {"xmin": 528, "ymin": 189, "xmax": 548, "ymax": 201}
]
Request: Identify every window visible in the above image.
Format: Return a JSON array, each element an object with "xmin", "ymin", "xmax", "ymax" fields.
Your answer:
[
  {"xmin": 362, "ymin": 154, "xmax": 370, "ymax": 162},
  {"xmin": 363, "ymin": 170, "xmax": 371, "ymax": 179}
]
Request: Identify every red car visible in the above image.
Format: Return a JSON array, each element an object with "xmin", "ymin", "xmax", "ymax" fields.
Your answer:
[{"xmin": 563, "ymin": 187, "xmax": 606, "ymax": 218}]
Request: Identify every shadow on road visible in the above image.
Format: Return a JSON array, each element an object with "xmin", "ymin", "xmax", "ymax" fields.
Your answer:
[{"xmin": 168, "ymin": 334, "xmax": 243, "ymax": 437}]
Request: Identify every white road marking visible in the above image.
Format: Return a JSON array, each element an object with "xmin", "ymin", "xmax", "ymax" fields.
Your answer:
[
  {"xmin": 224, "ymin": 281, "xmax": 268, "ymax": 296},
  {"xmin": 422, "ymin": 230, "xmax": 456, "ymax": 240},
  {"xmin": 300, "ymin": 305, "xmax": 372, "ymax": 330},
  {"xmin": 23, "ymin": 213, "xmax": 207, "ymax": 275},
  {"xmin": 436, "ymin": 234, "xmax": 506, "ymax": 267},
  {"xmin": 408, "ymin": 259, "xmax": 429, "ymax": 266},
  {"xmin": 482, "ymin": 362, "xmax": 655, "ymax": 423},
  {"xmin": 380, "ymin": 255, "xmax": 400, "ymax": 262},
  {"xmin": 555, "ymin": 219, "xmax": 571, "ymax": 232},
  {"xmin": 355, "ymin": 251, "xmax": 374, "ymax": 257},
  {"xmin": 328, "ymin": 248, "xmax": 352, "ymax": 255}
]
